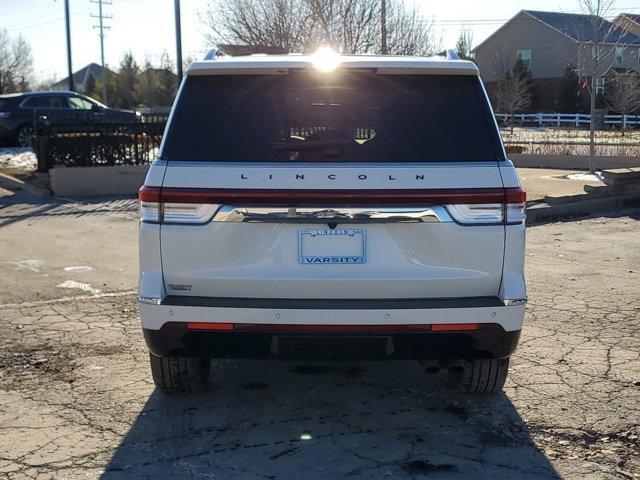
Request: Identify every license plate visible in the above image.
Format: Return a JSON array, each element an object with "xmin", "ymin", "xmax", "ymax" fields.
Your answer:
[{"xmin": 298, "ymin": 229, "xmax": 366, "ymax": 264}]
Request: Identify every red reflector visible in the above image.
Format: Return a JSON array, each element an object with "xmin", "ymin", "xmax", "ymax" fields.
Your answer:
[
  {"xmin": 187, "ymin": 322, "xmax": 233, "ymax": 331},
  {"xmin": 431, "ymin": 323, "xmax": 478, "ymax": 332},
  {"xmin": 505, "ymin": 186, "xmax": 526, "ymax": 203},
  {"xmin": 139, "ymin": 185, "xmax": 161, "ymax": 202},
  {"xmin": 157, "ymin": 188, "xmax": 509, "ymax": 206}
]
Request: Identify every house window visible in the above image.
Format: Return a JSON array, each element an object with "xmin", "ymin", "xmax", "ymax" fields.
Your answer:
[
  {"xmin": 516, "ymin": 49, "xmax": 532, "ymax": 69},
  {"xmin": 616, "ymin": 47, "xmax": 623, "ymax": 65},
  {"xmin": 595, "ymin": 77, "xmax": 605, "ymax": 95}
]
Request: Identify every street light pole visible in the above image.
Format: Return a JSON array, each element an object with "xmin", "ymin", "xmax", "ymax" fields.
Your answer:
[
  {"xmin": 64, "ymin": 0, "xmax": 74, "ymax": 91},
  {"xmin": 174, "ymin": 0, "xmax": 183, "ymax": 81}
]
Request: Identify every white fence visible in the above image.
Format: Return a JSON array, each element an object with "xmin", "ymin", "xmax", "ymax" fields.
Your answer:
[{"xmin": 495, "ymin": 113, "xmax": 640, "ymax": 128}]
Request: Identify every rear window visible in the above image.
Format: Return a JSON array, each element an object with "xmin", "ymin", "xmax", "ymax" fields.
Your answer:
[{"xmin": 161, "ymin": 71, "xmax": 503, "ymax": 163}]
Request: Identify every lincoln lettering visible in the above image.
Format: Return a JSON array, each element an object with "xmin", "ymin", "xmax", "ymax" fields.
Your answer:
[{"xmin": 238, "ymin": 173, "xmax": 426, "ymax": 181}]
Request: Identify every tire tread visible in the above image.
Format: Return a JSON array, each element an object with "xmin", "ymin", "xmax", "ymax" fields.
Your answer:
[
  {"xmin": 149, "ymin": 353, "xmax": 212, "ymax": 393},
  {"xmin": 460, "ymin": 358, "xmax": 509, "ymax": 393}
]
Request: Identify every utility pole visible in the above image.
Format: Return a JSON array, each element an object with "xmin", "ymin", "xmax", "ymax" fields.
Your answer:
[
  {"xmin": 64, "ymin": 0, "xmax": 74, "ymax": 91},
  {"xmin": 174, "ymin": 0, "xmax": 183, "ymax": 82},
  {"xmin": 381, "ymin": 0, "xmax": 388, "ymax": 54},
  {"xmin": 91, "ymin": 0, "xmax": 112, "ymax": 105}
]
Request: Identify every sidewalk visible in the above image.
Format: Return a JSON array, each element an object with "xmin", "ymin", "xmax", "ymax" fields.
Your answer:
[{"xmin": 517, "ymin": 168, "xmax": 604, "ymax": 202}]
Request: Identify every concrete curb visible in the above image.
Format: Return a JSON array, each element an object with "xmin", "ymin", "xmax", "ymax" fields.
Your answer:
[
  {"xmin": 527, "ymin": 192, "xmax": 640, "ymax": 224},
  {"xmin": 0, "ymin": 171, "xmax": 51, "ymax": 198}
]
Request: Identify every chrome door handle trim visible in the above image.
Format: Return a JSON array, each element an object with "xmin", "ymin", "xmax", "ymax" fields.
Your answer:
[{"xmin": 212, "ymin": 206, "xmax": 453, "ymax": 223}]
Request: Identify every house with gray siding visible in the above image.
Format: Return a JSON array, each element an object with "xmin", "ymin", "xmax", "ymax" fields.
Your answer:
[{"xmin": 473, "ymin": 10, "xmax": 640, "ymax": 111}]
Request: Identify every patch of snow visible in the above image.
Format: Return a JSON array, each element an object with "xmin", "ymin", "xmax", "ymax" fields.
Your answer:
[
  {"xmin": 63, "ymin": 266, "xmax": 95, "ymax": 273},
  {"xmin": 566, "ymin": 172, "xmax": 604, "ymax": 182},
  {"xmin": 0, "ymin": 147, "xmax": 37, "ymax": 169},
  {"xmin": 10, "ymin": 259, "xmax": 43, "ymax": 272},
  {"xmin": 57, "ymin": 280, "xmax": 102, "ymax": 295}
]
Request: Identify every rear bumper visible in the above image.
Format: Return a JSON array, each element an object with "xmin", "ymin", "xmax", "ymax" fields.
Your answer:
[
  {"xmin": 143, "ymin": 324, "xmax": 521, "ymax": 360},
  {"xmin": 140, "ymin": 296, "xmax": 525, "ymax": 360}
]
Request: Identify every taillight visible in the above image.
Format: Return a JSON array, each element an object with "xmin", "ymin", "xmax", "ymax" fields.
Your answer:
[
  {"xmin": 447, "ymin": 187, "xmax": 526, "ymax": 226},
  {"xmin": 139, "ymin": 186, "xmax": 161, "ymax": 223},
  {"xmin": 138, "ymin": 186, "xmax": 220, "ymax": 224},
  {"xmin": 505, "ymin": 186, "xmax": 527, "ymax": 225},
  {"xmin": 446, "ymin": 204, "xmax": 504, "ymax": 225}
]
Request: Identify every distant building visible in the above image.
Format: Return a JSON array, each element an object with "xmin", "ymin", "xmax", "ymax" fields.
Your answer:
[
  {"xmin": 473, "ymin": 10, "xmax": 640, "ymax": 111},
  {"xmin": 51, "ymin": 63, "xmax": 114, "ymax": 93}
]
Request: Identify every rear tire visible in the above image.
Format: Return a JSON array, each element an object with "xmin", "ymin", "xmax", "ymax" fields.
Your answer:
[
  {"xmin": 459, "ymin": 357, "xmax": 509, "ymax": 393},
  {"xmin": 149, "ymin": 353, "xmax": 212, "ymax": 393}
]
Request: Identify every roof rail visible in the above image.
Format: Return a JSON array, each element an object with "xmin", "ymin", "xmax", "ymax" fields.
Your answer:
[
  {"xmin": 204, "ymin": 48, "xmax": 225, "ymax": 60},
  {"xmin": 444, "ymin": 49, "xmax": 459, "ymax": 60}
]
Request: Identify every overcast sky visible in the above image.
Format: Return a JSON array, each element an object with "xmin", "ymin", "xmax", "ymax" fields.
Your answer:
[{"xmin": 2, "ymin": 0, "xmax": 640, "ymax": 82}]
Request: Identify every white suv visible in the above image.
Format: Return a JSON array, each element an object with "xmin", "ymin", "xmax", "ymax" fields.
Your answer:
[{"xmin": 138, "ymin": 51, "xmax": 527, "ymax": 393}]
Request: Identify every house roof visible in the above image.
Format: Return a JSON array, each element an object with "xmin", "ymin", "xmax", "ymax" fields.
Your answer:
[
  {"xmin": 53, "ymin": 63, "xmax": 113, "ymax": 88},
  {"xmin": 523, "ymin": 10, "xmax": 640, "ymax": 45},
  {"xmin": 474, "ymin": 10, "xmax": 640, "ymax": 52},
  {"xmin": 619, "ymin": 13, "xmax": 640, "ymax": 25}
]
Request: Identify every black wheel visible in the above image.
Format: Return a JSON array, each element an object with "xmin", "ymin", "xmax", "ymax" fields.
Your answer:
[
  {"xmin": 459, "ymin": 357, "xmax": 510, "ymax": 393},
  {"xmin": 14, "ymin": 124, "xmax": 35, "ymax": 148},
  {"xmin": 149, "ymin": 353, "xmax": 213, "ymax": 393}
]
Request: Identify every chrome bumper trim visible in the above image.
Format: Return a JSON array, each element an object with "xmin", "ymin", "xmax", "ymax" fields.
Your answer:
[
  {"xmin": 138, "ymin": 296, "xmax": 162, "ymax": 305},
  {"xmin": 503, "ymin": 298, "xmax": 527, "ymax": 306},
  {"xmin": 212, "ymin": 206, "xmax": 453, "ymax": 224}
]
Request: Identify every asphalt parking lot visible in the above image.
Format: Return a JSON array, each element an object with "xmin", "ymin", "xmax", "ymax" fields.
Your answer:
[{"xmin": 0, "ymin": 187, "xmax": 639, "ymax": 480}]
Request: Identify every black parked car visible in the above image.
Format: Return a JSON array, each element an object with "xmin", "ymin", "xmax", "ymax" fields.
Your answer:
[{"xmin": 0, "ymin": 91, "xmax": 140, "ymax": 147}]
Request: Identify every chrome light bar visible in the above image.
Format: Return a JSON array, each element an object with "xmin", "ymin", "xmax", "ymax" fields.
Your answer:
[{"xmin": 212, "ymin": 206, "xmax": 454, "ymax": 224}]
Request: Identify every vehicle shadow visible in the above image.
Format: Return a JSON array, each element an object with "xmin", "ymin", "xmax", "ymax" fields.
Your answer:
[
  {"xmin": 100, "ymin": 360, "xmax": 560, "ymax": 479},
  {"xmin": 0, "ymin": 193, "xmax": 137, "ymax": 228}
]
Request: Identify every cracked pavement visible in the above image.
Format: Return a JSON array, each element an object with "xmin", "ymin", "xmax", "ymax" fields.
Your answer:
[{"xmin": 0, "ymin": 190, "xmax": 639, "ymax": 479}]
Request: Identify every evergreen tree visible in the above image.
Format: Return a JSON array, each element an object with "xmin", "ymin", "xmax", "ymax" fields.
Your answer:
[
  {"xmin": 556, "ymin": 66, "xmax": 582, "ymax": 113},
  {"xmin": 455, "ymin": 30, "xmax": 473, "ymax": 61},
  {"xmin": 511, "ymin": 58, "xmax": 538, "ymax": 111},
  {"xmin": 156, "ymin": 51, "xmax": 178, "ymax": 107},
  {"xmin": 84, "ymin": 73, "xmax": 97, "ymax": 99},
  {"xmin": 114, "ymin": 52, "xmax": 140, "ymax": 109},
  {"xmin": 135, "ymin": 60, "xmax": 159, "ymax": 108},
  {"xmin": 495, "ymin": 59, "xmax": 534, "ymax": 133}
]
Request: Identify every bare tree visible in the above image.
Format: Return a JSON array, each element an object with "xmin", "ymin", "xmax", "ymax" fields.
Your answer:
[
  {"xmin": 0, "ymin": 29, "xmax": 33, "ymax": 94},
  {"xmin": 202, "ymin": 0, "xmax": 438, "ymax": 55},
  {"xmin": 576, "ymin": 0, "xmax": 619, "ymax": 172},
  {"xmin": 202, "ymin": 0, "xmax": 316, "ymax": 53},
  {"xmin": 384, "ymin": 1, "xmax": 438, "ymax": 55},
  {"xmin": 495, "ymin": 60, "xmax": 534, "ymax": 133},
  {"xmin": 603, "ymin": 71, "xmax": 640, "ymax": 136},
  {"xmin": 307, "ymin": 0, "xmax": 379, "ymax": 53}
]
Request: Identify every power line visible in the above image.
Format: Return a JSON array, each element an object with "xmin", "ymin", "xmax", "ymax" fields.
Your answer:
[{"xmin": 4, "ymin": 7, "xmax": 89, "ymax": 33}]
